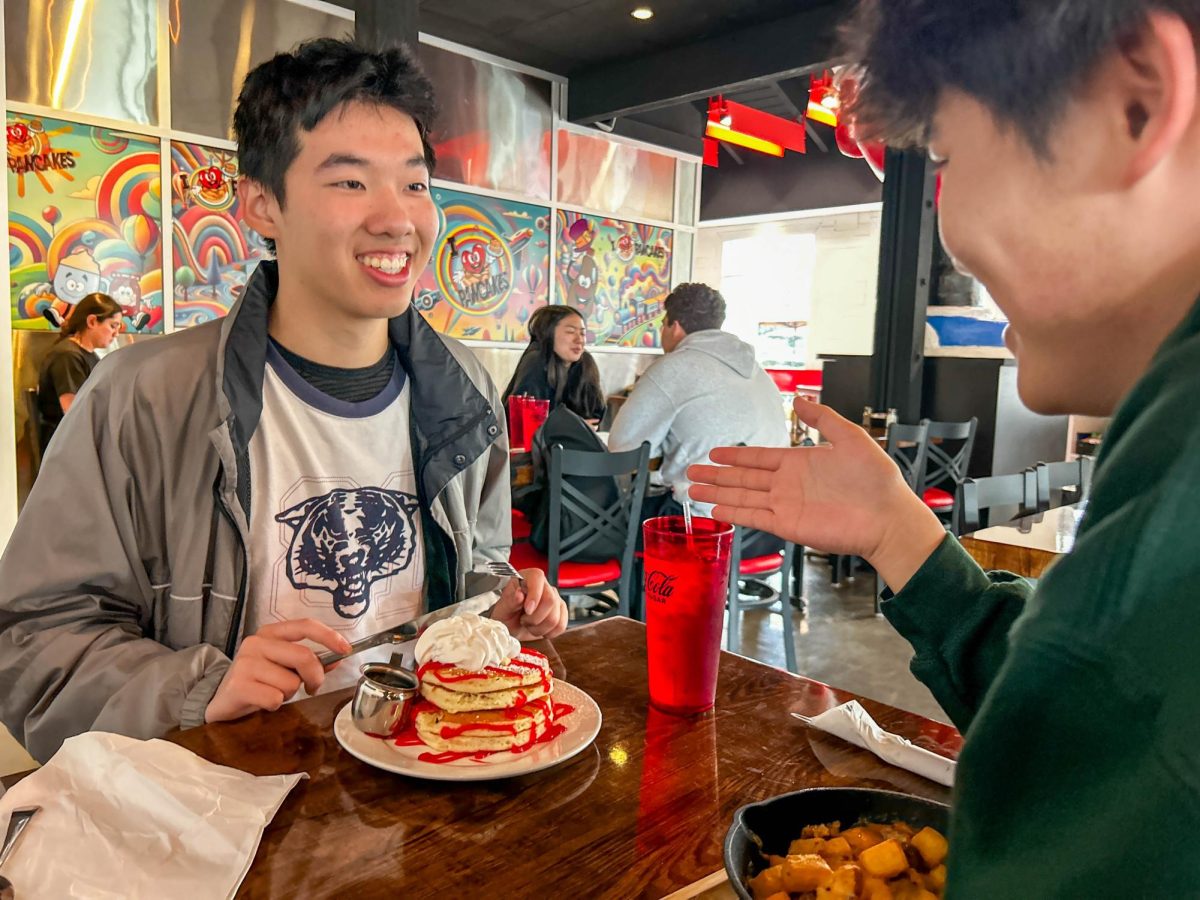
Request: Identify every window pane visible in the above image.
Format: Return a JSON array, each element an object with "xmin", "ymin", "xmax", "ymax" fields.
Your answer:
[
  {"xmin": 171, "ymin": 140, "xmax": 272, "ymax": 328},
  {"xmin": 8, "ymin": 112, "xmax": 164, "ymax": 333},
  {"xmin": 170, "ymin": 0, "xmax": 352, "ymax": 139},
  {"xmin": 557, "ymin": 129, "xmax": 675, "ymax": 223},
  {"xmin": 676, "ymin": 161, "xmax": 697, "ymax": 226},
  {"xmin": 672, "ymin": 230, "xmax": 693, "ymax": 288},
  {"xmin": 418, "ymin": 44, "xmax": 552, "ymax": 200},
  {"xmin": 5, "ymin": 0, "xmax": 159, "ymax": 125},
  {"xmin": 554, "ymin": 211, "xmax": 672, "ymax": 348}
]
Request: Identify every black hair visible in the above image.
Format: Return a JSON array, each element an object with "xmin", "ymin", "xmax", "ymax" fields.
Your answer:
[
  {"xmin": 664, "ymin": 283, "xmax": 726, "ymax": 334},
  {"xmin": 840, "ymin": 1, "xmax": 1200, "ymax": 153},
  {"xmin": 503, "ymin": 306, "xmax": 605, "ymax": 420},
  {"xmin": 233, "ymin": 38, "xmax": 438, "ymax": 251},
  {"xmin": 60, "ymin": 292, "xmax": 122, "ymax": 341}
]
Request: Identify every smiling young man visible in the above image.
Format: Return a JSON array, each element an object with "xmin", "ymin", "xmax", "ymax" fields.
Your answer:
[
  {"xmin": 0, "ymin": 40, "xmax": 566, "ymax": 761},
  {"xmin": 689, "ymin": 1, "xmax": 1200, "ymax": 895}
]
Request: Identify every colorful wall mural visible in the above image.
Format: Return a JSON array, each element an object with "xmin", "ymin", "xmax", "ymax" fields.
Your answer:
[
  {"xmin": 7, "ymin": 113, "xmax": 164, "ymax": 332},
  {"xmin": 554, "ymin": 211, "xmax": 671, "ymax": 348},
  {"xmin": 6, "ymin": 116, "xmax": 678, "ymax": 348},
  {"xmin": 413, "ymin": 187, "xmax": 550, "ymax": 342},
  {"xmin": 171, "ymin": 141, "xmax": 271, "ymax": 328}
]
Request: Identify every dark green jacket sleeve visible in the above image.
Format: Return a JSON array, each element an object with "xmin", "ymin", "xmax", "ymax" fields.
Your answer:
[{"xmin": 882, "ymin": 535, "xmax": 1033, "ymax": 732}]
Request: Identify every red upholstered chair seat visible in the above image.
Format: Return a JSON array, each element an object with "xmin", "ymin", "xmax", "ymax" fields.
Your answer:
[
  {"xmin": 922, "ymin": 487, "xmax": 954, "ymax": 510},
  {"xmin": 739, "ymin": 552, "xmax": 785, "ymax": 576},
  {"xmin": 511, "ymin": 509, "xmax": 532, "ymax": 541},
  {"xmin": 509, "ymin": 541, "xmax": 621, "ymax": 589}
]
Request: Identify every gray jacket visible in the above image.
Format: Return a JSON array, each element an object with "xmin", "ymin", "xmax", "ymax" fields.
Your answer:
[
  {"xmin": 608, "ymin": 329, "xmax": 789, "ymax": 511},
  {"xmin": 0, "ymin": 262, "xmax": 511, "ymax": 762}
]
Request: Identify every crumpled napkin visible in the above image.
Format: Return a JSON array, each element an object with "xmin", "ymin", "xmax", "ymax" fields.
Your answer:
[
  {"xmin": 793, "ymin": 700, "xmax": 957, "ymax": 787},
  {"xmin": 0, "ymin": 732, "xmax": 305, "ymax": 899}
]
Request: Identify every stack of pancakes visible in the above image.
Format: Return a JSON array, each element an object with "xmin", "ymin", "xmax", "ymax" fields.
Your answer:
[{"xmin": 415, "ymin": 648, "xmax": 555, "ymax": 753}]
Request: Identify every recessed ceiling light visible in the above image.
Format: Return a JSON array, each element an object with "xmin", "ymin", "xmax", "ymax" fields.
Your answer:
[{"xmin": 631, "ymin": 7, "xmax": 654, "ymax": 20}]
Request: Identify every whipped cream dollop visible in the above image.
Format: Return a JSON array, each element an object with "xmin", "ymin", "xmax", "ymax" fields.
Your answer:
[{"xmin": 414, "ymin": 612, "xmax": 521, "ymax": 671}]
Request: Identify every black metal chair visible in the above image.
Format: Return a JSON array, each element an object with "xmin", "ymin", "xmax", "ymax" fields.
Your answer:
[
  {"xmin": 727, "ymin": 528, "xmax": 797, "ymax": 674},
  {"xmin": 1034, "ymin": 457, "xmax": 1094, "ymax": 512},
  {"xmin": 955, "ymin": 469, "xmax": 1038, "ymax": 535},
  {"xmin": 885, "ymin": 421, "xmax": 931, "ymax": 492},
  {"xmin": 509, "ymin": 442, "xmax": 651, "ymax": 620},
  {"xmin": 921, "ymin": 418, "xmax": 979, "ymax": 528}
]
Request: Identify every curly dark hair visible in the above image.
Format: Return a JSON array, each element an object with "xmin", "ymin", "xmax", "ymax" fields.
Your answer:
[
  {"xmin": 839, "ymin": 0, "xmax": 1200, "ymax": 154},
  {"xmin": 664, "ymin": 283, "xmax": 726, "ymax": 334},
  {"xmin": 233, "ymin": 38, "xmax": 438, "ymax": 250}
]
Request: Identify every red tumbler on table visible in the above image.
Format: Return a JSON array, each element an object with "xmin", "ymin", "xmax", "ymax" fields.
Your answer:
[
  {"xmin": 506, "ymin": 394, "xmax": 527, "ymax": 450},
  {"xmin": 642, "ymin": 515, "xmax": 734, "ymax": 716},
  {"xmin": 521, "ymin": 398, "xmax": 550, "ymax": 448}
]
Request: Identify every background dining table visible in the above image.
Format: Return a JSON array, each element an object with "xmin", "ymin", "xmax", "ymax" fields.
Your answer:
[
  {"xmin": 959, "ymin": 502, "xmax": 1083, "ymax": 579},
  {"xmin": 2, "ymin": 617, "xmax": 959, "ymax": 898}
]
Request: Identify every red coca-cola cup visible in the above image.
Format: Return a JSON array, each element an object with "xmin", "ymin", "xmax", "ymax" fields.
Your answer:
[{"xmin": 642, "ymin": 516, "xmax": 734, "ymax": 715}]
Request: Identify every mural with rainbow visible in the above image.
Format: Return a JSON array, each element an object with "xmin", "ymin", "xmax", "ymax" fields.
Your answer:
[
  {"xmin": 170, "ymin": 141, "xmax": 271, "ymax": 328},
  {"xmin": 554, "ymin": 211, "xmax": 671, "ymax": 348},
  {"xmin": 7, "ymin": 113, "xmax": 164, "ymax": 332},
  {"xmin": 413, "ymin": 187, "xmax": 550, "ymax": 343}
]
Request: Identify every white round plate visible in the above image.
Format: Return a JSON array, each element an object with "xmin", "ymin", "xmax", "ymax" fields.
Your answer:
[{"xmin": 334, "ymin": 680, "xmax": 602, "ymax": 781}]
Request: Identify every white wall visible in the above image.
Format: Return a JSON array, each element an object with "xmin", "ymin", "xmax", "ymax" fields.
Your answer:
[{"xmin": 695, "ymin": 206, "xmax": 882, "ymax": 368}]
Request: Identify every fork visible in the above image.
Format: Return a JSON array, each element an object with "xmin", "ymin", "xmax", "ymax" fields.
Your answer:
[{"xmin": 485, "ymin": 559, "xmax": 527, "ymax": 593}]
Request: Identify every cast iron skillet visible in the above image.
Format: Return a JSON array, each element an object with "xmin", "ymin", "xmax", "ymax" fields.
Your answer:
[{"xmin": 724, "ymin": 787, "xmax": 951, "ymax": 900}]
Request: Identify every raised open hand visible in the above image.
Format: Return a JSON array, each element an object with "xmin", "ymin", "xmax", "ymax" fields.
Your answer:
[{"xmin": 688, "ymin": 397, "xmax": 947, "ymax": 590}]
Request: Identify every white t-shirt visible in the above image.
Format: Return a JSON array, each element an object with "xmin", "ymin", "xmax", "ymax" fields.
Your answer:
[{"xmin": 245, "ymin": 344, "xmax": 425, "ymax": 692}]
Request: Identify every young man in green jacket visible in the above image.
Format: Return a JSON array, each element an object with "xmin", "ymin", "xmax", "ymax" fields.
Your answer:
[{"xmin": 690, "ymin": 1, "xmax": 1200, "ymax": 895}]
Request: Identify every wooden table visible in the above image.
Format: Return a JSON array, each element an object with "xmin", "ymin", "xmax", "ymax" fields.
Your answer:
[
  {"xmin": 959, "ymin": 503, "xmax": 1082, "ymax": 578},
  {"xmin": 5, "ymin": 618, "xmax": 959, "ymax": 898}
]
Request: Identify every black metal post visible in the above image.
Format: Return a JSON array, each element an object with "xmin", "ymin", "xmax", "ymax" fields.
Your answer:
[
  {"xmin": 869, "ymin": 149, "xmax": 938, "ymax": 423},
  {"xmin": 353, "ymin": 0, "xmax": 418, "ymax": 50}
]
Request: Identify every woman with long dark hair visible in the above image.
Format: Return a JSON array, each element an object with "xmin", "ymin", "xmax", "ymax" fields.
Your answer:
[
  {"xmin": 502, "ymin": 305, "xmax": 605, "ymax": 422},
  {"xmin": 36, "ymin": 292, "xmax": 124, "ymax": 451}
]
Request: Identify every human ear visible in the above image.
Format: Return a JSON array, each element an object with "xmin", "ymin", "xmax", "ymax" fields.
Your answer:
[
  {"xmin": 237, "ymin": 178, "xmax": 281, "ymax": 243},
  {"xmin": 1111, "ymin": 12, "xmax": 1198, "ymax": 185}
]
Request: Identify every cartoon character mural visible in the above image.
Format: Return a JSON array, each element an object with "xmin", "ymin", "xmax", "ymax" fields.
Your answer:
[
  {"xmin": 109, "ymin": 272, "xmax": 152, "ymax": 331},
  {"xmin": 413, "ymin": 187, "xmax": 550, "ymax": 342},
  {"xmin": 7, "ymin": 113, "xmax": 164, "ymax": 332},
  {"xmin": 554, "ymin": 211, "xmax": 673, "ymax": 347}
]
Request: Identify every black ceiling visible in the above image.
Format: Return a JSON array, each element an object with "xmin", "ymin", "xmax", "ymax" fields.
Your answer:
[
  {"xmin": 416, "ymin": 0, "xmax": 829, "ymax": 77},
  {"xmin": 415, "ymin": 0, "xmax": 849, "ymax": 154}
]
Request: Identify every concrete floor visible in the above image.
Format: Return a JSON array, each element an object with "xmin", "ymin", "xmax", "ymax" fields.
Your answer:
[{"xmin": 728, "ymin": 555, "xmax": 949, "ymax": 724}]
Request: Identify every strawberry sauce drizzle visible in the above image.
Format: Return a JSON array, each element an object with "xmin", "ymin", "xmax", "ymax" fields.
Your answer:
[
  {"xmin": 387, "ymin": 700, "xmax": 578, "ymax": 765},
  {"xmin": 383, "ymin": 650, "xmax": 570, "ymax": 766}
]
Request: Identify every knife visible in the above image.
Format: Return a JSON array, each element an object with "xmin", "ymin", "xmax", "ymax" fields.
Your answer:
[{"xmin": 317, "ymin": 588, "xmax": 500, "ymax": 667}]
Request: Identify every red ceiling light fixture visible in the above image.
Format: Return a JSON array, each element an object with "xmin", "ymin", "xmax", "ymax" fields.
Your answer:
[
  {"xmin": 807, "ymin": 70, "xmax": 840, "ymax": 127},
  {"xmin": 703, "ymin": 96, "xmax": 807, "ymax": 167}
]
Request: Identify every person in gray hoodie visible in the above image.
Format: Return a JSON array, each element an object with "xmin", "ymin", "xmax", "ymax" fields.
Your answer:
[{"xmin": 608, "ymin": 283, "xmax": 789, "ymax": 517}]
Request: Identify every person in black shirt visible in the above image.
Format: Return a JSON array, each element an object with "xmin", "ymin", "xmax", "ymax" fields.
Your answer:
[
  {"xmin": 502, "ymin": 305, "xmax": 605, "ymax": 423},
  {"xmin": 37, "ymin": 292, "xmax": 124, "ymax": 452}
]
